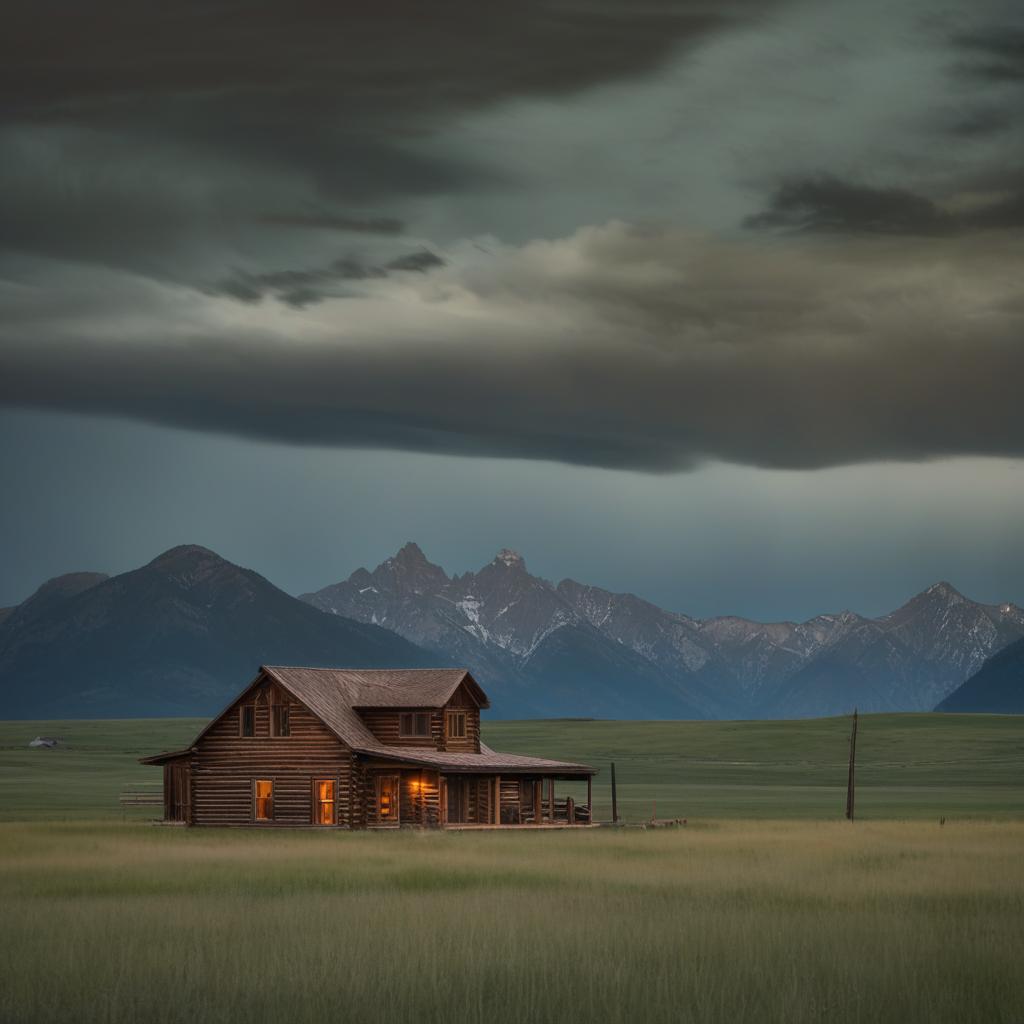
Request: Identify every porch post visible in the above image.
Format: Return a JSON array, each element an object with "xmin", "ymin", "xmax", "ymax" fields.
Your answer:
[
  {"xmin": 587, "ymin": 775, "xmax": 592, "ymax": 825},
  {"xmin": 493, "ymin": 775, "xmax": 501, "ymax": 825},
  {"xmin": 549, "ymin": 777, "xmax": 555, "ymax": 823},
  {"xmin": 534, "ymin": 779, "xmax": 542, "ymax": 826}
]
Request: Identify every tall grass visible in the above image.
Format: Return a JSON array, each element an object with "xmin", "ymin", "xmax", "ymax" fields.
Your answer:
[{"xmin": 2, "ymin": 821, "xmax": 1022, "ymax": 1024}]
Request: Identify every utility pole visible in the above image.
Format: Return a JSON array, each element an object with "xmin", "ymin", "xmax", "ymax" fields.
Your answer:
[
  {"xmin": 845, "ymin": 708, "xmax": 858, "ymax": 821},
  {"xmin": 610, "ymin": 761, "xmax": 618, "ymax": 824}
]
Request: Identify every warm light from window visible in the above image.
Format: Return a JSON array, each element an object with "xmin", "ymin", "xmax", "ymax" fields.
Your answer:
[
  {"xmin": 315, "ymin": 779, "xmax": 335, "ymax": 825},
  {"xmin": 255, "ymin": 779, "xmax": 273, "ymax": 821}
]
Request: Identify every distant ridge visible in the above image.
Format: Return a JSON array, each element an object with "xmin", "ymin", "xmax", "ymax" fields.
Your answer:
[
  {"xmin": 303, "ymin": 543, "xmax": 1024, "ymax": 718},
  {"xmin": 4, "ymin": 541, "xmax": 1021, "ymax": 720},
  {"xmin": 0, "ymin": 545, "xmax": 436, "ymax": 719},
  {"xmin": 936, "ymin": 635, "xmax": 1024, "ymax": 713}
]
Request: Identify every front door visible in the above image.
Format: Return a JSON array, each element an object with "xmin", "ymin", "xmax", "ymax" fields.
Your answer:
[
  {"xmin": 445, "ymin": 776, "xmax": 469, "ymax": 823},
  {"xmin": 376, "ymin": 774, "xmax": 400, "ymax": 826}
]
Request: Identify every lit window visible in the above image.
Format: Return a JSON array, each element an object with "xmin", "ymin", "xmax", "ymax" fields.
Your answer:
[
  {"xmin": 271, "ymin": 706, "xmax": 290, "ymax": 737},
  {"xmin": 255, "ymin": 779, "xmax": 273, "ymax": 821},
  {"xmin": 399, "ymin": 712, "xmax": 430, "ymax": 737},
  {"xmin": 378, "ymin": 776, "xmax": 399, "ymax": 822},
  {"xmin": 240, "ymin": 705, "xmax": 255, "ymax": 737},
  {"xmin": 447, "ymin": 712, "xmax": 467, "ymax": 739},
  {"xmin": 314, "ymin": 779, "xmax": 335, "ymax": 825}
]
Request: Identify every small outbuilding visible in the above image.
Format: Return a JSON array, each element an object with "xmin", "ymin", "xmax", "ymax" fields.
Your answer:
[{"xmin": 142, "ymin": 666, "xmax": 596, "ymax": 828}]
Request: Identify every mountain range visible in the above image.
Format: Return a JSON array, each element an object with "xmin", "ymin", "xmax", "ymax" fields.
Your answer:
[
  {"xmin": 302, "ymin": 542, "xmax": 1024, "ymax": 719},
  {"xmin": 0, "ymin": 545, "xmax": 429, "ymax": 718},
  {"xmin": 1, "ymin": 541, "xmax": 1021, "ymax": 719}
]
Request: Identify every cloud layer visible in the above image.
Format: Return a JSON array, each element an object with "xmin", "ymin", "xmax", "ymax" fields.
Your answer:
[
  {"xmin": 3, "ymin": 221, "xmax": 1023, "ymax": 471},
  {"xmin": 2, "ymin": 0, "xmax": 1024, "ymax": 475}
]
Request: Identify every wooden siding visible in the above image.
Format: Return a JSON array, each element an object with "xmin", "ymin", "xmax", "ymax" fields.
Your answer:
[
  {"xmin": 190, "ymin": 680, "xmax": 354, "ymax": 827},
  {"xmin": 358, "ymin": 708, "xmax": 444, "ymax": 749},
  {"xmin": 357, "ymin": 681, "xmax": 481, "ymax": 753},
  {"xmin": 442, "ymin": 682, "xmax": 480, "ymax": 753}
]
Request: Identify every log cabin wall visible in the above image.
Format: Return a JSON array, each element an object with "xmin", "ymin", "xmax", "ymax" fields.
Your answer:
[
  {"xmin": 190, "ymin": 680, "xmax": 353, "ymax": 827},
  {"xmin": 441, "ymin": 682, "xmax": 480, "ymax": 753},
  {"xmin": 400, "ymin": 769, "xmax": 440, "ymax": 827},
  {"xmin": 357, "ymin": 709, "xmax": 444, "ymax": 749}
]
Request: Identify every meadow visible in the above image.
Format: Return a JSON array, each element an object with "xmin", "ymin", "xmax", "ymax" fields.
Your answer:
[{"xmin": 0, "ymin": 713, "xmax": 1022, "ymax": 1023}]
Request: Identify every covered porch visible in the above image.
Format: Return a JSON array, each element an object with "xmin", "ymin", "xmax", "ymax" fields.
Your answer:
[
  {"xmin": 441, "ymin": 772, "xmax": 593, "ymax": 827},
  {"xmin": 364, "ymin": 764, "xmax": 595, "ymax": 828}
]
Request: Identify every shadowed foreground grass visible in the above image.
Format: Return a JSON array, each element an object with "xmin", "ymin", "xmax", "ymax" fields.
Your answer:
[{"xmin": 2, "ymin": 820, "xmax": 1022, "ymax": 1024}]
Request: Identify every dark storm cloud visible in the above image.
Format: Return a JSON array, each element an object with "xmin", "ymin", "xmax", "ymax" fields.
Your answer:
[
  {"xmin": 3, "ymin": 223, "xmax": 1024, "ymax": 472},
  {"xmin": 258, "ymin": 213, "xmax": 405, "ymax": 235},
  {"xmin": 210, "ymin": 251, "xmax": 445, "ymax": 307},
  {"xmin": 747, "ymin": 175, "xmax": 1024, "ymax": 235},
  {"xmin": 746, "ymin": 177, "xmax": 953, "ymax": 235},
  {"xmin": 0, "ymin": 0, "xmax": 784, "ymax": 297},
  {"xmin": 0, "ymin": 2, "xmax": 751, "ymax": 118},
  {"xmin": 953, "ymin": 28, "xmax": 1024, "ymax": 81}
]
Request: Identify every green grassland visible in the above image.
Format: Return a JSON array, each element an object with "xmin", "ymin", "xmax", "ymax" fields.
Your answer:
[
  {"xmin": 1, "ymin": 714, "xmax": 1022, "ymax": 1024},
  {"xmin": 0, "ymin": 712, "xmax": 1021, "ymax": 821}
]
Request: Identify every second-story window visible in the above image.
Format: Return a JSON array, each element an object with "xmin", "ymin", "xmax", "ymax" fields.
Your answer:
[
  {"xmin": 271, "ymin": 705, "xmax": 290, "ymax": 737},
  {"xmin": 240, "ymin": 705, "xmax": 255, "ymax": 737},
  {"xmin": 399, "ymin": 712, "xmax": 430, "ymax": 738},
  {"xmin": 447, "ymin": 712, "xmax": 467, "ymax": 739}
]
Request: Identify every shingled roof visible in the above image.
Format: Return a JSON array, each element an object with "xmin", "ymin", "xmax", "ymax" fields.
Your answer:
[{"xmin": 156, "ymin": 665, "xmax": 594, "ymax": 776}]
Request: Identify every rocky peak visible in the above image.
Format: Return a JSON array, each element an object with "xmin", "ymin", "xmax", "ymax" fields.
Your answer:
[
  {"xmin": 494, "ymin": 548, "xmax": 526, "ymax": 570},
  {"xmin": 393, "ymin": 541, "xmax": 430, "ymax": 567},
  {"xmin": 924, "ymin": 580, "xmax": 965, "ymax": 604},
  {"xmin": 147, "ymin": 544, "xmax": 224, "ymax": 574},
  {"xmin": 378, "ymin": 542, "xmax": 449, "ymax": 592}
]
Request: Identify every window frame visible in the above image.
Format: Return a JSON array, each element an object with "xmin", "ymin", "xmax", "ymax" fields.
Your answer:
[
  {"xmin": 270, "ymin": 704, "xmax": 290, "ymax": 738},
  {"xmin": 398, "ymin": 712, "xmax": 431, "ymax": 738},
  {"xmin": 312, "ymin": 777, "xmax": 336, "ymax": 826},
  {"xmin": 240, "ymin": 704, "xmax": 255, "ymax": 738},
  {"xmin": 254, "ymin": 778, "xmax": 274, "ymax": 822},
  {"xmin": 446, "ymin": 711, "xmax": 467, "ymax": 740},
  {"xmin": 375, "ymin": 774, "xmax": 400, "ymax": 825}
]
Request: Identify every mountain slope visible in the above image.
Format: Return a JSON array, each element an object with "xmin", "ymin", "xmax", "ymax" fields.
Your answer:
[
  {"xmin": 306, "ymin": 545, "xmax": 1024, "ymax": 718},
  {"xmin": 936, "ymin": 636, "xmax": 1024, "ymax": 713},
  {"xmin": 303, "ymin": 544, "xmax": 714, "ymax": 718},
  {"xmin": 0, "ymin": 545, "xmax": 435, "ymax": 718}
]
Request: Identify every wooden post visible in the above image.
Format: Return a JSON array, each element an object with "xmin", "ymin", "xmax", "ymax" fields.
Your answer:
[
  {"xmin": 549, "ymin": 777, "xmax": 555, "ymax": 823},
  {"xmin": 845, "ymin": 709, "xmax": 858, "ymax": 821},
  {"xmin": 587, "ymin": 775, "xmax": 592, "ymax": 825},
  {"xmin": 534, "ymin": 779, "xmax": 542, "ymax": 826},
  {"xmin": 610, "ymin": 762, "xmax": 618, "ymax": 824},
  {"xmin": 494, "ymin": 775, "xmax": 501, "ymax": 825}
]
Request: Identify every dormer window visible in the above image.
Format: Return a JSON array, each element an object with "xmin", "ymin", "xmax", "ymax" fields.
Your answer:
[
  {"xmin": 399, "ymin": 712, "xmax": 430, "ymax": 738},
  {"xmin": 271, "ymin": 705, "xmax": 290, "ymax": 737},
  {"xmin": 447, "ymin": 712, "xmax": 467, "ymax": 739}
]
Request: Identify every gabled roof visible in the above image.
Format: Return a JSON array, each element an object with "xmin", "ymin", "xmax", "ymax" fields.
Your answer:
[{"xmin": 146, "ymin": 665, "xmax": 594, "ymax": 776}]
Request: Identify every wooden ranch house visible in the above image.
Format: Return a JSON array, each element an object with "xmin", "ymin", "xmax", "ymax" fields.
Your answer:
[{"xmin": 142, "ymin": 666, "xmax": 596, "ymax": 828}]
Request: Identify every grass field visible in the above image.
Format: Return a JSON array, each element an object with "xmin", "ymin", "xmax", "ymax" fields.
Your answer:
[
  {"xmin": 1, "ymin": 712, "xmax": 1021, "ymax": 821},
  {"xmin": 1, "ymin": 714, "xmax": 1022, "ymax": 1023}
]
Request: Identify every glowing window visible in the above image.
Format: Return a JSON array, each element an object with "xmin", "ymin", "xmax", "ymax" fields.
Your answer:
[
  {"xmin": 314, "ymin": 779, "xmax": 335, "ymax": 825},
  {"xmin": 255, "ymin": 779, "xmax": 273, "ymax": 821},
  {"xmin": 377, "ymin": 775, "xmax": 399, "ymax": 822}
]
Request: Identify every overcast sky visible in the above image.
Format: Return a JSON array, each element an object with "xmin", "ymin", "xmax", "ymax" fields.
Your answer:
[{"xmin": 2, "ymin": 0, "xmax": 1023, "ymax": 619}]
